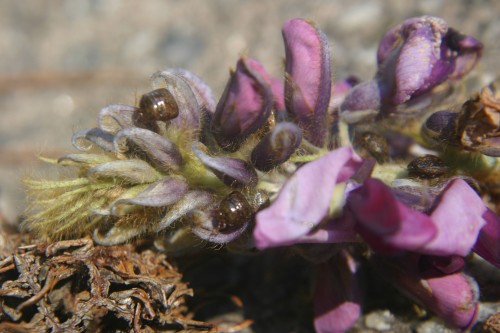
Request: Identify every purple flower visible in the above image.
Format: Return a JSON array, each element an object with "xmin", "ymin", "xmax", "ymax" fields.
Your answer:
[
  {"xmin": 340, "ymin": 16, "xmax": 483, "ymax": 122},
  {"xmin": 282, "ymin": 18, "xmax": 332, "ymax": 147},
  {"xmin": 211, "ymin": 56, "xmax": 274, "ymax": 151}
]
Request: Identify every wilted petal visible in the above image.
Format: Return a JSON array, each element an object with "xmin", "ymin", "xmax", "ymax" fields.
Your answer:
[
  {"xmin": 211, "ymin": 57, "xmax": 273, "ymax": 151},
  {"xmin": 283, "ymin": 18, "xmax": 332, "ymax": 146},
  {"xmin": 71, "ymin": 128, "xmax": 115, "ymax": 152},
  {"xmin": 151, "ymin": 69, "xmax": 201, "ymax": 132},
  {"xmin": 347, "ymin": 178, "xmax": 437, "ymax": 254},
  {"xmin": 254, "ymin": 147, "xmax": 363, "ymax": 249},
  {"xmin": 98, "ymin": 104, "xmax": 137, "ymax": 134},
  {"xmin": 156, "ymin": 190, "xmax": 215, "ymax": 231},
  {"xmin": 192, "ymin": 143, "xmax": 258, "ymax": 188},
  {"xmin": 421, "ymin": 179, "xmax": 486, "ymax": 257},
  {"xmin": 314, "ymin": 251, "xmax": 361, "ymax": 333},
  {"xmin": 375, "ymin": 255, "xmax": 479, "ymax": 330},
  {"xmin": 87, "ymin": 159, "xmax": 160, "ymax": 184},
  {"xmin": 473, "ymin": 209, "xmax": 500, "ymax": 267},
  {"xmin": 251, "ymin": 122, "xmax": 302, "ymax": 171},
  {"xmin": 114, "ymin": 127, "xmax": 183, "ymax": 172},
  {"xmin": 110, "ymin": 177, "xmax": 189, "ymax": 216},
  {"xmin": 93, "ymin": 223, "xmax": 145, "ymax": 246},
  {"xmin": 339, "ymin": 80, "xmax": 381, "ymax": 124}
]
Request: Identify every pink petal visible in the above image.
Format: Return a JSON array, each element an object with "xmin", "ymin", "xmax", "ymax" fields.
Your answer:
[
  {"xmin": 254, "ymin": 147, "xmax": 363, "ymax": 249},
  {"xmin": 314, "ymin": 252, "xmax": 361, "ymax": 333},
  {"xmin": 422, "ymin": 179, "xmax": 487, "ymax": 257},
  {"xmin": 473, "ymin": 209, "xmax": 500, "ymax": 267},
  {"xmin": 347, "ymin": 178, "xmax": 437, "ymax": 253}
]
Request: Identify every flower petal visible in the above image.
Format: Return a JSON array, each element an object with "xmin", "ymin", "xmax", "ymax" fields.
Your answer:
[
  {"xmin": 339, "ymin": 80, "xmax": 381, "ymax": 124},
  {"xmin": 192, "ymin": 143, "xmax": 258, "ymax": 188},
  {"xmin": 114, "ymin": 127, "xmax": 183, "ymax": 172},
  {"xmin": 110, "ymin": 177, "xmax": 189, "ymax": 215},
  {"xmin": 314, "ymin": 252, "xmax": 361, "ymax": 333},
  {"xmin": 347, "ymin": 178, "xmax": 437, "ymax": 254},
  {"xmin": 254, "ymin": 147, "xmax": 363, "ymax": 249},
  {"xmin": 375, "ymin": 255, "xmax": 479, "ymax": 330},
  {"xmin": 473, "ymin": 209, "xmax": 500, "ymax": 267},
  {"xmin": 98, "ymin": 104, "xmax": 137, "ymax": 134},
  {"xmin": 71, "ymin": 128, "xmax": 115, "ymax": 152},
  {"xmin": 87, "ymin": 159, "xmax": 160, "ymax": 184},
  {"xmin": 283, "ymin": 18, "xmax": 332, "ymax": 146},
  {"xmin": 421, "ymin": 179, "xmax": 487, "ymax": 256}
]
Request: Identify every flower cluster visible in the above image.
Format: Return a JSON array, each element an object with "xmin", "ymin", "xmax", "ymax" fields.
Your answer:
[{"xmin": 23, "ymin": 15, "xmax": 499, "ymax": 332}]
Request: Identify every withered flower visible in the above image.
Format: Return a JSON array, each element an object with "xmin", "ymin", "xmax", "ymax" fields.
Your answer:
[{"xmin": 0, "ymin": 237, "xmax": 212, "ymax": 333}]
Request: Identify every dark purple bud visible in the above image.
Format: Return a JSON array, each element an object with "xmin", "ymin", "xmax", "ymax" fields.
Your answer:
[
  {"xmin": 150, "ymin": 69, "xmax": 202, "ymax": 133},
  {"xmin": 71, "ymin": 128, "xmax": 115, "ymax": 152},
  {"xmin": 457, "ymin": 80, "xmax": 500, "ymax": 156},
  {"xmin": 376, "ymin": 16, "xmax": 483, "ymax": 107},
  {"xmin": 211, "ymin": 57, "xmax": 273, "ymax": 151},
  {"xmin": 110, "ymin": 177, "xmax": 189, "ymax": 216},
  {"xmin": 283, "ymin": 18, "xmax": 332, "ymax": 146},
  {"xmin": 98, "ymin": 104, "xmax": 137, "ymax": 134},
  {"xmin": 473, "ymin": 209, "xmax": 500, "ymax": 267},
  {"xmin": 421, "ymin": 110, "xmax": 460, "ymax": 146},
  {"xmin": 251, "ymin": 122, "xmax": 302, "ymax": 171},
  {"xmin": 339, "ymin": 80, "xmax": 381, "ymax": 124},
  {"xmin": 192, "ymin": 143, "xmax": 258, "ymax": 188},
  {"xmin": 190, "ymin": 191, "xmax": 253, "ymax": 243},
  {"xmin": 114, "ymin": 127, "xmax": 183, "ymax": 172}
]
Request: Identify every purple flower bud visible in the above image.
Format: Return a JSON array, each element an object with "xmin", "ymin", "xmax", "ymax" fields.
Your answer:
[
  {"xmin": 375, "ymin": 255, "xmax": 479, "ymax": 330},
  {"xmin": 192, "ymin": 143, "xmax": 258, "ymax": 188},
  {"xmin": 473, "ymin": 209, "xmax": 500, "ymax": 267},
  {"xmin": 283, "ymin": 18, "xmax": 332, "ymax": 147},
  {"xmin": 314, "ymin": 252, "xmax": 361, "ymax": 333},
  {"xmin": 211, "ymin": 57, "xmax": 273, "ymax": 151},
  {"xmin": 71, "ymin": 128, "xmax": 115, "ymax": 152},
  {"xmin": 110, "ymin": 177, "xmax": 188, "ymax": 216},
  {"xmin": 339, "ymin": 80, "xmax": 381, "ymax": 124},
  {"xmin": 254, "ymin": 147, "xmax": 364, "ymax": 249},
  {"xmin": 376, "ymin": 16, "xmax": 483, "ymax": 107},
  {"xmin": 114, "ymin": 127, "xmax": 183, "ymax": 172},
  {"xmin": 421, "ymin": 110, "xmax": 460, "ymax": 146},
  {"xmin": 250, "ymin": 122, "xmax": 302, "ymax": 171},
  {"xmin": 270, "ymin": 76, "xmax": 286, "ymax": 116}
]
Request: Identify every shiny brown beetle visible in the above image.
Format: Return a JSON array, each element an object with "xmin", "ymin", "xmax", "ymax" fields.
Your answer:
[
  {"xmin": 407, "ymin": 154, "xmax": 450, "ymax": 179},
  {"xmin": 216, "ymin": 191, "xmax": 253, "ymax": 231},
  {"xmin": 133, "ymin": 88, "xmax": 179, "ymax": 132}
]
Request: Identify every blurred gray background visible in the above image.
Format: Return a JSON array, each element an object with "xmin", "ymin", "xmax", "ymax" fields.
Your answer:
[{"xmin": 1, "ymin": 0, "xmax": 499, "ymax": 223}]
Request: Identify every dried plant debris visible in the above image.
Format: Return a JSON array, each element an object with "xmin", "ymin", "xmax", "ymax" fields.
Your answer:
[{"xmin": 0, "ymin": 236, "xmax": 213, "ymax": 333}]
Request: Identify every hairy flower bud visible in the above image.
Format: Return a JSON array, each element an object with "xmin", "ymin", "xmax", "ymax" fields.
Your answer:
[
  {"xmin": 282, "ymin": 18, "xmax": 332, "ymax": 147},
  {"xmin": 376, "ymin": 16, "xmax": 483, "ymax": 108},
  {"xmin": 211, "ymin": 57, "xmax": 273, "ymax": 151},
  {"xmin": 251, "ymin": 122, "xmax": 302, "ymax": 171}
]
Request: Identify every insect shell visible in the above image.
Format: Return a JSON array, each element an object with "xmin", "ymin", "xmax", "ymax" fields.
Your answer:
[
  {"xmin": 133, "ymin": 88, "xmax": 179, "ymax": 131},
  {"xmin": 216, "ymin": 191, "xmax": 253, "ymax": 231}
]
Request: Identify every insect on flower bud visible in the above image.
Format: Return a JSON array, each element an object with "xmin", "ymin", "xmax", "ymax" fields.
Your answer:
[{"xmin": 133, "ymin": 88, "xmax": 179, "ymax": 132}]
